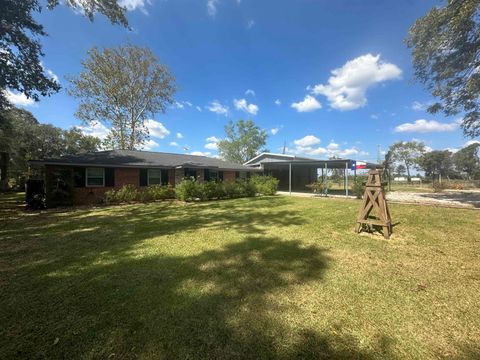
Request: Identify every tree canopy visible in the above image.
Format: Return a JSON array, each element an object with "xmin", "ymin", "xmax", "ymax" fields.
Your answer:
[
  {"xmin": 68, "ymin": 45, "xmax": 176, "ymax": 150},
  {"xmin": 217, "ymin": 120, "xmax": 268, "ymax": 164},
  {"xmin": 452, "ymin": 142, "xmax": 480, "ymax": 179},
  {"xmin": 418, "ymin": 150, "xmax": 455, "ymax": 178},
  {"xmin": 388, "ymin": 141, "xmax": 426, "ymax": 181},
  {"xmin": 0, "ymin": 0, "xmax": 128, "ymax": 109},
  {"xmin": 406, "ymin": 0, "xmax": 480, "ymax": 137}
]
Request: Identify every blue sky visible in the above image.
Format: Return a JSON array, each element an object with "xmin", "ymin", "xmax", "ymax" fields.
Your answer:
[{"xmin": 7, "ymin": 0, "xmax": 479, "ymax": 161}]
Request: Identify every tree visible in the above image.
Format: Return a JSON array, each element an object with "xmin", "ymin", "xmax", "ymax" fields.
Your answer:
[
  {"xmin": 217, "ymin": 120, "xmax": 268, "ymax": 164},
  {"xmin": 0, "ymin": 107, "xmax": 100, "ymax": 188},
  {"xmin": 388, "ymin": 141, "xmax": 425, "ymax": 182},
  {"xmin": 68, "ymin": 45, "xmax": 176, "ymax": 150},
  {"xmin": 395, "ymin": 164, "xmax": 406, "ymax": 177},
  {"xmin": 453, "ymin": 143, "xmax": 480, "ymax": 179},
  {"xmin": 0, "ymin": 0, "xmax": 128, "ymax": 109},
  {"xmin": 418, "ymin": 150, "xmax": 455, "ymax": 180},
  {"xmin": 406, "ymin": 0, "xmax": 480, "ymax": 137}
]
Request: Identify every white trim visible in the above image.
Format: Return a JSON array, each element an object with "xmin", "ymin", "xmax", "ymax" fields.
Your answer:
[
  {"xmin": 147, "ymin": 168, "xmax": 162, "ymax": 186},
  {"xmin": 243, "ymin": 152, "xmax": 313, "ymax": 166},
  {"xmin": 86, "ymin": 167, "xmax": 105, "ymax": 187}
]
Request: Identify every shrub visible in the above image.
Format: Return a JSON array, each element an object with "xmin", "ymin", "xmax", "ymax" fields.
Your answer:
[
  {"xmin": 352, "ymin": 176, "xmax": 366, "ymax": 199},
  {"xmin": 251, "ymin": 175, "xmax": 279, "ymax": 195},
  {"xmin": 175, "ymin": 178, "xmax": 198, "ymax": 201},
  {"xmin": 306, "ymin": 178, "xmax": 329, "ymax": 195},
  {"xmin": 114, "ymin": 184, "xmax": 139, "ymax": 203},
  {"xmin": 147, "ymin": 185, "xmax": 176, "ymax": 200}
]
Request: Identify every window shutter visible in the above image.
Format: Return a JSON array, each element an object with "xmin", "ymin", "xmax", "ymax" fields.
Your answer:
[
  {"xmin": 204, "ymin": 169, "xmax": 210, "ymax": 182},
  {"xmin": 139, "ymin": 169, "xmax": 148, "ymax": 186},
  {"xmin": 73, "ymin": 167, "xmax": 86, "ymax": 188},
  {"xmin": 219, "ymin": 171, "xmax": 224, "ymax": 181},
  {"xmin": 105, "ymin": 168, "xmax": 115, "ymax": 187},
  {"xmin": 161, "ymin": 169, "xmax": 169, "ymax": 185}
]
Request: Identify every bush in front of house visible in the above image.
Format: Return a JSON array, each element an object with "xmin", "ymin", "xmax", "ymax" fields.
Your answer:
[
  {"xmin": 105, "ymin": 184, "xmax": 175, "ymax": 204},
  {"xmin": 351, "ymin": 176, "xmax": 366, "ymax": 199},
  {"xmin": 250, "ymin": 175, "xmax": 279, "ymax": 196}
]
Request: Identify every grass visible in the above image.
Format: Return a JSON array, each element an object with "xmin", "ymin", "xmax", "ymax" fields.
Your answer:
[{"xmin": 0, "ymin": 192, "xmax": 479, "ymax": 359}]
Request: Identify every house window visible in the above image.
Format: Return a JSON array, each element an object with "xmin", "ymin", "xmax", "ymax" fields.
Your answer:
[
  {"xmin": 204, "ymin": 169, "xmax": 218, "ymax": 182},
  {"xmin": 148, "ymin": 169, "xmax": 162, "ymax": 185},
  {"xmin": 86, "ymin": 167, "xmax": 105, "ymax": 187},
  {"xmin": 184, "ymin": 168, "xmax": 197, "ymax": 178}
]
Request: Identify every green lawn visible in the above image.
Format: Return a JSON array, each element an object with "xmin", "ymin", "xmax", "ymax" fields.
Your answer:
[{"xmin": 0, "ymin": 192, "xmax": 479, "ymax": 359}]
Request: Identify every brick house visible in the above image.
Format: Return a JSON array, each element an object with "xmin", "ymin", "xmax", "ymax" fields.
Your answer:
[{"xmin": 30, "ymin": 150, "xmax": 259, "ymax": 205}]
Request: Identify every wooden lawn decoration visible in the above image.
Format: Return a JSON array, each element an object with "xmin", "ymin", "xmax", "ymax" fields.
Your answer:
[{"xmin": 354, "ymin": 170, "xmax": 392, "ymax": 239}]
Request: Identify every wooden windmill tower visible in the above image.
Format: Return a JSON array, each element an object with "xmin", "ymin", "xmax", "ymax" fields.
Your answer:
[{"xmin": 355, "ymin": 170, "xmax": 392, "ymax": 239}]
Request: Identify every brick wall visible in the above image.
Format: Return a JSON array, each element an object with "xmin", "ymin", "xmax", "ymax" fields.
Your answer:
[{"xmin": 223, "ymin": 171, "xmax": 236, "ymax": 182}]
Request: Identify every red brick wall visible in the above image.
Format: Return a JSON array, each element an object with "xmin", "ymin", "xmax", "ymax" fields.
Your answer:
[
  {"xmin": 223, "ymin": 171, "xmax": 236, "ymax": 182},
  {"xmin": 73, "ymin": 167, "xmax": 139, "ymax": 205}
]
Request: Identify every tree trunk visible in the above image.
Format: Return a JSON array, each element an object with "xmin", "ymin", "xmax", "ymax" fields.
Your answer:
[
  {"xmin": 405, "ymin": 162, "xmax": 411, "ymax": 183},
  {"xmin": 0, "ymin": 152, "xmax": 9, "ymax": 191}
]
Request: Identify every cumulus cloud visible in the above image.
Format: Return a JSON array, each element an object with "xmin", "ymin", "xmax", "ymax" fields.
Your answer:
[
  {"xmin": 176, "ymin": 132, "xmax": 183, "ymax": 139},
  {"xmin": 291, "ymin": 95, "xmax": 321, "ymax": 112},
  {"xmin": 274, "ymin": 99, "xmax": 281, "ymax": 105},
  {"xmin": 327, "ymin": 142, "xmax": 339, "ymax": 150},
  {"xmin": 271, "ymin": 128, "xmax": 279, "ymax": 135},
  {"xmin": 464, "ymin": 140, "xmax": 480, "ymax": 147},
  {"xmin": 141, "ymin": 139, "xmax": 159, "ymax": 150},
  {"xmin": 245, "ymin": 89, "xmax": 256, "ymax": 96},
  {"xmin": 191, "ymin": 151, "xmax": 211, "ymax": 156},
  {"xmin": 196, "ymin": 106, "xmax": 202, "ymax": 112},
  {"xmin": 394, "ymin": 119, "xmax": 459, "ymax": 133},
  {"xmin": 77, "ymin": 122, "xmax": 110, "ymax": 140},
  {"xmin": 145, "ymin": 119, "xmax": 170, "ymax": 138},
  {"xmin": 207, "ymin": 0, "xmax": 218, "ymax": 16},
  {"xmin": 233, "ymin": 98, "xmax": 259, "ymax": 115},
  {"xmin": 4, "ymin": 90, "xmax": 35, "ymax": 107},
  {"xmin": 312, "ymin": 53, "xmax": 401, "ymax": 110},
  {"xmin": 169, "ymin": 141, "xmax": 179, "ymax": 147},
  {"xmin": 294, "ymin": 135, "xmax": 321, "ymax": 147},
  {"xmin": 411, "ymin": 100, "xmax": 434, "ymax": 112},
  {"xmin": 205, "ymin": 136, "xmax": 220, "ymax": 150},
  {"xmin": 119, "ymin": 0, "xmax": 150, "ymax": 12},
  {"xmin": 206, "ymin": 100, "xmax": 229, "ymax": 116}
]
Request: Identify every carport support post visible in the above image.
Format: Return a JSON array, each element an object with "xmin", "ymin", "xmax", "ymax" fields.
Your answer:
[
  {"xmin": 345, "ymin": 161, "xmax": 349, "ymax": 197},
  {"xmin": 288, "ymin": 162, "xmax": 292, "ymax": 195}
]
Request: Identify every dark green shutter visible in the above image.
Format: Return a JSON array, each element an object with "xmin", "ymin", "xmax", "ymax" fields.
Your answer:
[
  {"xmin": 204, "ymin": 169, "xmax": 210, "ymax": 182},
  {"xmin": 219, "ymin": 171, "xmax": 224, "ymax": 181},
  {"xmin": 73, "ymin": 167, "xmax": 86, "ymax": 188},
  {"xmin": 139, "ymin": 169, "xmax": 148, "ymax": 186},
  {"xmin": 105, "ymin": 168, "xmax": 115, "ymax": 187},
  {"xmin": 161, "ymin": 169, "xmax": 169, "ymax": 185}
]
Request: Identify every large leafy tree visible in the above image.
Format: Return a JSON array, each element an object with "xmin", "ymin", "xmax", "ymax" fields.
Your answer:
[
  {"xmin": 68, "ymin": 45, "xmax": 176, "ymax": 150},
  {"xmin": 388, "ymin": 141, "xmax": 425, "ymax": 182},
  {"xmin": 453, "ymin": 142, "xmax": 480, "ymax": 179},
  {"xmin": 406, "ymin": 0, "xmax": 480, "ymax": 137},
  {"xmin": 418, "ymin": 150, "xmax": 455, "ymax": 180},
  {"xmin": 0, "ymin": 0, "xmax": 128, "ymax": 109},
  {"xmin": 0, "ymin": 107, "xmax": 100, "ymax": 188},
  {"xmin": 217, "ymin": 120, "xmax": 268, "ymax": 164}
]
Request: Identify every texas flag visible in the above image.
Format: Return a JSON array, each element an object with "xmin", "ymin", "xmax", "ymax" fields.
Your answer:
[{"xmin": 351, "ymin": 161, "xmax": 367, "ymax": 170}]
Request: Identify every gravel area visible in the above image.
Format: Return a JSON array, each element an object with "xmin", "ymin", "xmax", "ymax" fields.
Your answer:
[{"xmin": 387, "ymin": 190, "xmax": 480, "ymax": 209}]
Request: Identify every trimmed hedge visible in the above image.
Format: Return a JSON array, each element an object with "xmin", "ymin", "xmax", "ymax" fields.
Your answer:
[{"xmin": 104, "ymin": 176, "xmax": 279, "ymax": 204}]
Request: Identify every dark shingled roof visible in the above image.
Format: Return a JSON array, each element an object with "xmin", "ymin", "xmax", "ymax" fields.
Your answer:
[{"xmin": 30, "ymin": 150, "xmax": 258, "ymax": 171}]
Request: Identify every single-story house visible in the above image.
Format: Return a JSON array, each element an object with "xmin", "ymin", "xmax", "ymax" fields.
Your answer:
[{"xmin": 30, "ymin": 150, "xmax": 259, "ymax": 205}]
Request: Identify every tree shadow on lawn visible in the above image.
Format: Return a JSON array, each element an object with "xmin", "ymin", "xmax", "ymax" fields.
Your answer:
[
  {"xmin": 3, "ymin": 236, "xmax": 396, "ymax": 359},
  {"xmin": 1, "ymin": 197, "xmax": 398, "ymax": 359}
]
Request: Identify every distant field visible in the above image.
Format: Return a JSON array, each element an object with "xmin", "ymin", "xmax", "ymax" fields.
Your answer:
[{"xmin": 1, "ymin": 192, "xmax": 479, "ymax": 359}]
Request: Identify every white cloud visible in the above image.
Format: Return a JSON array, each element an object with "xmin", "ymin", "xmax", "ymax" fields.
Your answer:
[
  {"xmin": 394, "ymin": 119, "xmax": 459, "ymax": 133},
  {"xmin": 196, "ymin": 106, "xmax": 202, "ymax": 112},
  {"xmin": 169, "ymin": 141, "xmax": 179, "ymax": 147},
  {"xmin": 176, "ymin": 132, "xmax": 183, "ymax": 139},
  {"xmin": 246, "ymin": 19, "xmax": 255, "ymax": 29},
  {"xmin": 191, "ymin": 151, "xmax": 211, "ymax": 156},
  {"xmin": 184, "ymin": 101, "xmax": 192, "ymax": 107},
  {"xmin": 370, "ymin": 114, "xmax": 379, "ymax": 119},
  {"xmin": 233, "ymin": 98, "xmax": 259, "ymax": 115},
  {"xmin": 206, "ymin": 100, "xmax": 229, "ymax": 116},
  {"xmin": 411, "ymin": 100, "xmax": 434, "ymax": 112},
  {"xmin": 145, "ymin": 119, "xmax": 170, "ymax": 138},
  {"xmin": 312, "ymin": 53, "xmax": 402, "ymax": 110},
  {"xmin": 205, "ymin": 136, "xmax": 220, "ymax": 150},
  {"xmin": 207, "ymin": 0, "xmax": 218, "ymax": 16},
  {"xmin": 327, "ymin": 142, "xmax": 339, "ymax": 150},
  {"xmin": 245, "ymin": 89, "xmax": 256, "ymax": 96},
  {"xmin": 274, "ymin": 99, "xmax": 281, "ymax": 105},
  {"xmin": 119, "ymin": 0, "xmax": 150, "ymax": 12},
  {"xmin": 78, "ymin": 122, "xmax": 110, "ymax": 140},
  {"xmin": 4, "ymin": 90, "xmax": 35, "ymax": 107},
  {"xmin": 291, "ymin": 95, "xmax": 321, "ymax": 112},
  {"xmin": 464, "ymin": 140, "xmax": 480, "ymax": 147},
  {"xmin": 294, "ymin": 135, "xmax": 321, "ymax": 147},
  {"xmin": 142, "ymin": 139, "xmax": 159, "ymax": 150},
  {"xmin": 271, "ymin": 128, "xmax": 279, "ymax": 135}
]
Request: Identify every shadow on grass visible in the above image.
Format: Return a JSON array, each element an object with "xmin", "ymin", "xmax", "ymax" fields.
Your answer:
[{"xmin": 1, "ymin": 196, "xmax": 397, "ymax": 359}]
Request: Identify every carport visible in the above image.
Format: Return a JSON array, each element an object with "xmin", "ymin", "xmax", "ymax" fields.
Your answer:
[{"xmin": 261, "ymin": 159, "xmax": 380, "ymax": 196}]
